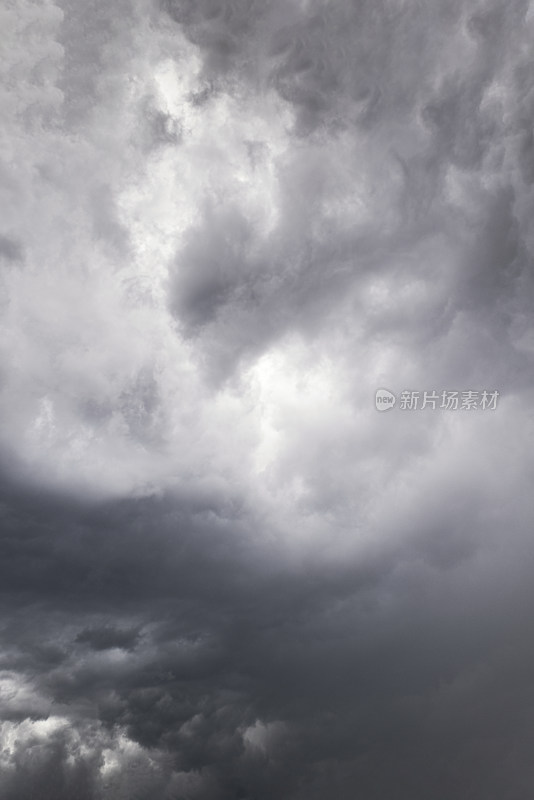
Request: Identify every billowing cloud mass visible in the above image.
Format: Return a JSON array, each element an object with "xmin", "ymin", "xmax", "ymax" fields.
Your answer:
[{"xmin": 1, "ymin": 0, "xmax": 534, "ymax": 797}]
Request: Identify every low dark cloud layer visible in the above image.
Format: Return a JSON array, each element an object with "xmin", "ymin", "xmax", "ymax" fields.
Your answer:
[{"xmin": 1, "ymin": 0, "xmax": 534, "ymax": 797}]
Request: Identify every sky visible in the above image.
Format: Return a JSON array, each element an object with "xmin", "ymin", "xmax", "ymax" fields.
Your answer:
[{"xmin": 1, "ymin": 0, "xmax": 534, "ymax": 797}]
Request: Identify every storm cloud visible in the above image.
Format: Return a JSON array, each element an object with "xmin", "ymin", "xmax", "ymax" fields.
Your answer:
[{"xmin": 1, "ymin": 0, "xmax": 534, "ymax": 797}]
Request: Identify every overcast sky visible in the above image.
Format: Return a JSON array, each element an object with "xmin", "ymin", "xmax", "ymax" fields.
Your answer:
[{"xmin": 1, "ymin": 0, "xmax": 534, "ymax": 798}]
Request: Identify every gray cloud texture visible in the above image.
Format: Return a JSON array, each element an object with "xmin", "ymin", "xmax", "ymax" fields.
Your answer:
[{"xmin": 1, "ymin": 0, "xmax": 534, "ymax": 797}]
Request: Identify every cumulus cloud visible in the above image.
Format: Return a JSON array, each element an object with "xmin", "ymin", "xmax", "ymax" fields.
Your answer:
[{"xmin": 1, "ymin": 0, "xmax": 534, "ymax": 797}]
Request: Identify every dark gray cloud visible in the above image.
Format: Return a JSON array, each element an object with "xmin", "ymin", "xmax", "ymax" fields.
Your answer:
[
  {"xmin": 1, "ymin": 445, "xmax": 534, "ymax": 799},
  {"xmin": 0, "ymin": 235, "xmax": 24, "ymax": 262},
  {"xmin": 75, "ymin": 626, "xmax": 141, "ymax": 652},
  {"xmin": 1, "ymin": 0, "xmax": 534, "ymax": 797}
]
